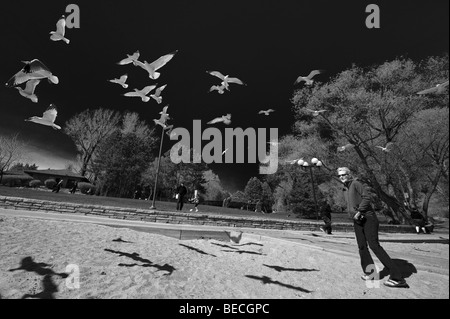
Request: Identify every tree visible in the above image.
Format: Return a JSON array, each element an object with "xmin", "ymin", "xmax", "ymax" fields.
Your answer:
[
  {"xmin": 244, "ymin": 177, "xmax": 263, "ymax": 204},
  {"xmin": 64, "ymin": 108, "xmax": 121, "ymax": 178},
  {"xmin": 261, "ymin": 181, "xmax": 274, "ymax": 213},
  {"xmin": 9, "ymin": 162, "xmax": 39, "ymax": 171},
  {"xmin": 291, "ymin": 54, "xmax": 449, "ymax": 223},
  {"xmin": 0, "ymin": 134, "xmax": 26, "ymax": 184},
  {"xmin": 202, "ymin": 170, "xmax": 229, "ymax": 201}
]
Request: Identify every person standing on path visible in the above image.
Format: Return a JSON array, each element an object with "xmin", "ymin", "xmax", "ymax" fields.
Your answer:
[{"xmin": 176, "ymin": 182, "xmax": 187, "ymax": 211}]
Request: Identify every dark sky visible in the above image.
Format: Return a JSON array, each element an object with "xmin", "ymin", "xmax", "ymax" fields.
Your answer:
[{"xmin": 0, "ymin": 0, "xmax": 448, "ymax": 192}]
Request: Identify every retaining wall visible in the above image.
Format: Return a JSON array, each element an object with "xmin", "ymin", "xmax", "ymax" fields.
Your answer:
[{"xmin": 0, "ymin": 196, "xmax": 415, "ymax": 233}]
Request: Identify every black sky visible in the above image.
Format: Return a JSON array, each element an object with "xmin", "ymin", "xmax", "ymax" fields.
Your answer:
[{"xmin": 0, "ymin": 0, "xmax": 448, "ymax": 192}]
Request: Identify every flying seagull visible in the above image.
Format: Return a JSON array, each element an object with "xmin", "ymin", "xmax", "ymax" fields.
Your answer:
[
  {"xmin": 117, "ymin": 51, "xmax": 140, "ymax": 66},
  {"xmin": 150, "ymin": 84, "xmax": 167, "ymax": 104},
  {"xmin": 376, "ymin": 142, "xmax": 394, "ymax": 152},
  {"xmin": 15, "ymin": 79, "xmax": 40, "ymax": 103},
  {"xmin": 6, "ymin": 59, "xmax": 59, "ymax": 87},
  {"xmin": 50, "ymin": 15, "xmax": 70, "ymax": 44},
  {"xmin": 135, "ymin": 50, "xmax": 178, "ymax": 80},
  {"xmin": 209, "ymin": 84, "xmax": 226, "ymax": 94},
  {"xmin": 337, "ymin": 143, "xmax": 355, "ymax": 152},
  {"xmin": 222, "ymin": 148, "xmax": 229, "ymax": 155},
  {"xmin": 207, "ymin": 113, "xmax": 232, "ymax": 125},
  {"xmin": 206, "ymin": 71, "xmax": 246, "ymax": 91},
  {"xmin": 306, "ymin": 108, "xmax": 326, "ymax": 116},
  {"xmin": 123, "ymin": 85, "xmax": 157, "ymax": 102},
  {"xmin": 294, "ymin": 70, "xmax": 325, "ymax": 86},
  {"xmin": 258, "ymin": 109, "xmax": 275, "ymax": 116},
  {"xmin": 25, "ymin": 105, "xmax": 61, "ymax": 130},
  {"xmin": 158, "ymin": 105, "xmax": 170, "ymax": 123},
  {"xmin": 416, "ymin": 80, "xmax": 449, "ymax": 95},
  {"xmin": 109, "ymin": 74, "xmax": 128, "ymax": 88}
]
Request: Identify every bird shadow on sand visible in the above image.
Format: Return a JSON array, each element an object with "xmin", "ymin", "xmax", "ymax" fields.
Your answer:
[
  {"xmin": 112, "ymin": 237, "xmax": 133, "ymax": 243},
  {"xmin": 263, "ymin": 264, "xmax": 320, "ymax": 273},
  {"xmin": 378, "ymin": 259, "xmax": 417, "ymax": 280},
  {"xmin": 210, "ymin": 242, "xmax": 239, "ymax": 250},
  {"xmin": 178, "ymin": 243, "xmax": 217, "ymax": 257},
  {"xmin": 8, "ymin": 256, "xmax": 68, "ymax": 299},
  {"xmin": 222, "ymin": 249, "xmax": 266, "ymax": 256},
  {"xmin": 245, "ymin": 275, "xmax": 312, "ymax": 293},
  {"xmin": 235, "ymin": 242, "xmax": 264, "ymax": 247},
  {"xmin": 104, "ymin": 248, "xmax": 175, "ymax": 276}
]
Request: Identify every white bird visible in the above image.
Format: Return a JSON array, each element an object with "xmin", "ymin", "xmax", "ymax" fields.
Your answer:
[
  {"xmin": 49, "ymin": 15, "xmax": 70, "ymax": 44},
  {"xmin": 109, "ymin": 74, "xmax": 128, "ymax": 88},
  {"xmin": 337, "ymin": 143, "xmax": 355, "ymax": 152},
  {"xmin": 417, "ymin": 80, "xmax": 449, "ymax": 95},
  {"xmin": 206, "ymin": 71, "xmax": 246, "ymax": 91},
  {"xmin": 209, "ymin": 84, "xmax": 226, "ymax": 94},
  {"xmin": 376, "ymin": 142, "xmax": 394, "ymax": 152},
  {"xmin": 15, "ymin": 79, "xmax": 40, "ymax": 103},
  {"xmin": 207, "ymin": 113, "xmax": 232, "ymax": 125},
  {"xmin": 123, "ymin": 85, "xmax": 157, "ymax": 102},
  {"xmin": 150, "ymin": 84, "xmax": 167, "ymax": 104},
  {"xmin": 222, "ymin": 148, "xmax": 229, "ymax": 155},
  {"xmin": 306, "ymin": 108, "xmax": 326, "ymax": 116},
  {"xmin": 158, "ymin": 105, "xmax": 170, "ymax": 123},
  {"xmin": 227, "ymin": 231, "xmax": 243, "ymax": 244},
  {"xmin": 135, "ymin": 50, "xmax": 178, "ymax": 80},
  {"xmin": 25, "ymin": 105, "xmax": 61, "ymax": 130},
  {"xmin": 117, "ymin": 51, "xmax": 140, "ymax": 66},
  {"xmin": 294, "ymin": 70, "xmax": 325, "ymax": 85},
  {"xmin": 258, "ymin": 109, "xmax": 275, "ymax": 116},
  {"xmin": 6, "ymin": 59, "xmax": 59, "ymax": 87}
]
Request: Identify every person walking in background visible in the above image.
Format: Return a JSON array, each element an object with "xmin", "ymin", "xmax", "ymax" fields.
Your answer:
[
  {"xmin": 52, "ymin": 179, "xmax": 63, "ymax": 193},
  {"xmin": 319, "ymin": 201, "xmax": 333, "ymax": 235},
  {"xmin": 176, "ymin": 182, "xmax": 187, "ymax": 211},
  {"xmin": 69, "ymin": 181, "xmax": 78, "ymax": 194},
  {"xmin": 338, "ymin": 167, "xmax": 408, "ymax": 288},
  {"xmin": 190, "ymin": 187, "xmax": 200, "ymax": 212}
]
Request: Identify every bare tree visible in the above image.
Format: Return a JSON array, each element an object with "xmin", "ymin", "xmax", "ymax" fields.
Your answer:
[
  {"xmin": 0, "ymin": 133, "xmax": 26, "ymax": 184},
  {"xmin": 64, "ymin": 108, "xmax": 121, "ymax": 178}
]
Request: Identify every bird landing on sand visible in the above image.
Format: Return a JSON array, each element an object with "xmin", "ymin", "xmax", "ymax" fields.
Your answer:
[
  {"xmin": 25, "ymin": 105, "xmax": 61, "ymax": 130},
  {"xmin": 226, "ymin": 231, "xmax": 243, "ymax": 244},
  {"xmin": 294, "ymin": 70, "xmax": 325, "ymax": 86},
  {"xmin": 6, "ymin": 59, "xmax": 59, "ymax": 87},
  {"xmin": 50, "ymin": 15, "xmax": 70, "ymax": 44}
]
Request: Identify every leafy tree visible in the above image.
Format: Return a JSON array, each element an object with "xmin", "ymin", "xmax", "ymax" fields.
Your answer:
[
  {"xmin": 291, "ymin": 54, "xmax": 449, "ymax": 223},
  {"xmin": 244, "ymin": 177, "xmax": 263, "ymax": 204},
  {"xmin": 9, "ymin": 162, "xmax": 39, "ymax": 171}
]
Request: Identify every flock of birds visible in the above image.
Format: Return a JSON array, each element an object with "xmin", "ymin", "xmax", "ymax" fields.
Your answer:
[{"xmin": 3, "ymin": 13, "xmax": 449, "ymax": 152}]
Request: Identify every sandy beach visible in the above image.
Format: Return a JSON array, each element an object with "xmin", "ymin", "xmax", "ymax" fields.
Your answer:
[{"xmin": 0, "ymin": 213, "xmax": 448, "ymax": 300}]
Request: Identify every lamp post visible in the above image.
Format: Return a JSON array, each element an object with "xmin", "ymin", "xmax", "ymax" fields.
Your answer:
[
  {"xmin": 149, "ymin": 125, "xmax": 165, "ymax": 210},
  {"xmin": 297, "ymin": 158, "xmax": 322, "ymax": 220}
]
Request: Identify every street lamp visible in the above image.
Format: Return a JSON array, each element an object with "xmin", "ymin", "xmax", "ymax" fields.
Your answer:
[
  {"xmin": 297, "ymin": 158, "xmax": 322, "ymax": 220},
  {"xmin": 150, "ymin": 105, "xmax": 171, "ymax": 210}
]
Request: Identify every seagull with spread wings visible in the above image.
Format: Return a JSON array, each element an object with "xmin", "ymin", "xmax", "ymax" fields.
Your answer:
[
  {"xmin": 6, "ymin": 59, "xmax": 59, "ymax": 87},
  {"xmin": 15, "ymin": 79, "xmax": 40, "ymax": 103},
  {"xmin": 135, "ymin": 50, "xmax": 178, "ymax": 80},
  {"xmin": 258, "ymin": 109, "xmax": 275, "ymax": 116},
  {"xmin": 109, "ymin": 74, "xmax": 128, "ymax": 88},
  {"xmin": 25, "ymin": 105, "xmax": 61, "ymax": 130},
  {"xmin": 376, "ymin": 142, "xmax": 394, "ymax": 152},
  {"xmin": 294, "ymin": 70, "xmax": 325, "ymax": 86},
  {"xmin": 150, "ymin": 84, "xmax": 167, "ymax": 104},
  {"xmin": 206, "ymin": 71, "xmax": 246, "ymax": 91},
  {"xmin": 123, "ymin": 85, "xmax": 157, "ymax": 102},
  {"xmin": 207, "ymin": 113, "xmax": 232, "ymax": 125},
  {"xmin": 416, "ymin": 80, "xmax": 449, "ymax": 95},
  {"xmin": 117, "ymin": 51, "xmax": 140, "ymax": 66},
  {"xmin": 306, "ymin": 108, "xmax": 326, "ymax": 116},
  {"xmin": 50, "ymin": 15, "xmax": 70, "ymax": 44}
]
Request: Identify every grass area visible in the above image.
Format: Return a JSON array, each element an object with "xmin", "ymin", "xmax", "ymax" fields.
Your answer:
[{"xmin": 0, "ymin": 186, "xmax": 356, "ymax": 223}]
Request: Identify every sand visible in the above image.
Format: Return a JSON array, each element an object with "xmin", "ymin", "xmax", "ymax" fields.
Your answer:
[{"xmin": 0, "ymin": 215, "xmax": 448, "ymax": 299}]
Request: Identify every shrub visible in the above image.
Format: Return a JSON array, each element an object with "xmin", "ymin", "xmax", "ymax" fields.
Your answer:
[
  {"xmin": 45, "ymin": 179, "xmax": 57, "ymax": 189},
  {"xmin": 78, "ymin": 182, "xmax": 96, "ymax": 195},
  {"xmin": 29, "ymin": 179, "xmax": 42, "ymax": 188},
  {"xmin": 0, "ymin": 175, "xmax": 33, "ymax": 187}
]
